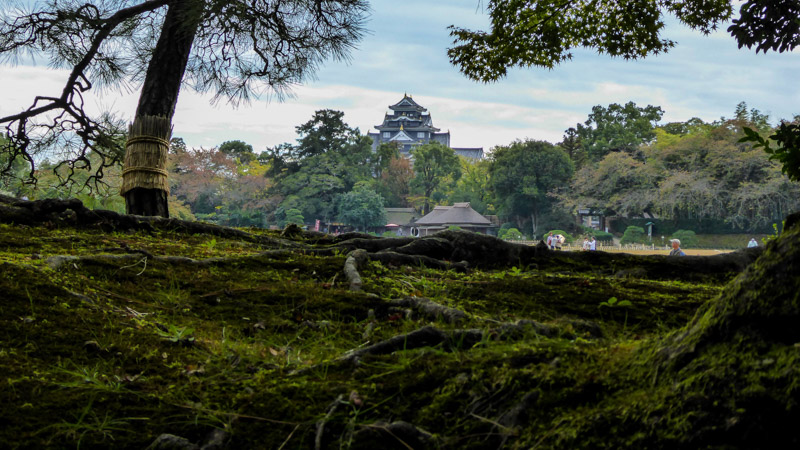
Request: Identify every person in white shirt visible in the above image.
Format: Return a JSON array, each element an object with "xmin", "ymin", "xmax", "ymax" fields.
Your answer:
[
  {"xmin": 546, "ymin": 232, "xmax": 555, "ymax": 250},
  {"xmin": 589, "ymin": 236, "xmax": 597, "ymax": 250},
  {"xmin": 582, "ymin": 237, "xmax": 590, "ymax": 250},
  {"xmin": 748, "ymin": 238, "xmax": 758, "ymax": 248}
]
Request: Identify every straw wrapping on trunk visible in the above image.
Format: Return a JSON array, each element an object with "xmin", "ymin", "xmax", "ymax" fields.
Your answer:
[{"xmin": 121, "ymin": 116, "xmax": 172, "ymax": 196}]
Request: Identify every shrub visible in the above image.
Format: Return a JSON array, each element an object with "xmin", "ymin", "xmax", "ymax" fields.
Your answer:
[
  {"xmin": 503, "ymin": 228, "xmax": 525, "ymax": 240},
  {"xmin": 592, "ymin": 230, "xmax": 614, "ymax": 243},
  {"xmin": 284, "ymin": 208, "xmax": 305, "ymax": 227},
  {"xmin": 620, "ymin": 226, "xmax": 647, "ymax": 245},
  {"xmin": 497, "ymin": 222, "xmax": 515, "ymax": 239},
  {"xmin": 671, "ymin": 229, "xmax": 699, "ymax": 248}
]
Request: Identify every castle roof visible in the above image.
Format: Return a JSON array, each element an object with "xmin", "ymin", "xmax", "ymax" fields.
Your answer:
[
  {"xmin": 389, "ymin": 94, "xmax": 426, "ymax": 112},
  {"xmin": 389, "ymin": 129, "xmax": 415, "ymax": 142},
  {"xmin": 453, "ymin": 148, "xmax": 484, "ymax": 159}
]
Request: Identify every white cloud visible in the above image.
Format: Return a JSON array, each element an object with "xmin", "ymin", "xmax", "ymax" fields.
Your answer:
[{"xmin": 3, "ymin": 0, "xmax": 799, "ymax": 156}]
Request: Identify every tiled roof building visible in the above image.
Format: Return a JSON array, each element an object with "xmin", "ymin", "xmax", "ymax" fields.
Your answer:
[
  {"xmin": 367, "ymin": 94, "xmax": 483, "ymax": 160},
  {"xmin": 413, "ymin": 202, "xmax": 494, "ymax": 236}
]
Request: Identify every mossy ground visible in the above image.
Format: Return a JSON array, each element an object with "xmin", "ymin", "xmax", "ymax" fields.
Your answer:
[{"xmin": 0, "ymin": 221, "xmax": 779, "ymax": 449}]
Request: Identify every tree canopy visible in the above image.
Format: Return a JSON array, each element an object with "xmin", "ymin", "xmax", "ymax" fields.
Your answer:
[
  {"xmin": 565, "ymin": 104, "xmax": 800, "ymax": 231},
  {"xmin": 336, "ymin": 181, "xmax": 387, "ymax": 231},
  {"xmin": 0, "ymin": 0, "xmax": 368, "ymax": 215},
  {"xmin": 219, "ymin": 140, "xmax": 255, "ymax": 164},
  {"xmin": 267, "ymin": 109, "xmax": 375, "ymax": 224},
  {"xmin": 447, "ymin": 0, "xmax": 799, "ymax": 82},
  {"xmin": 577, "ymin": 102, "xmax": 665, "ymax": 162},
  {"xmin": 409, "ymin": 142, "xmax": 461, "ymax": 215},
  {"xmin": 447, "ymin": 0, "xmax": 800, "ymax": 182},
  {"xmin": 489, "ymin": 139, "xmax": 574, "ymax": 236}
]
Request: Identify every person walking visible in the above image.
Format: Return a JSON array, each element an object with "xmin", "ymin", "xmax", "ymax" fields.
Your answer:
[
  {"xmin": 669, "ymin": 238, "xmax": 686, "ymax": 256},
  {"xmin": 546, "ymin": 232, "xmax": 555, "ymax": 250},
  {"xmin": 554, "ymin": 234, "xmax": 564, "ymax": 250},
  {"xmin": 589, "ymin": 236, "xmax": 597, "ymax": 251}
]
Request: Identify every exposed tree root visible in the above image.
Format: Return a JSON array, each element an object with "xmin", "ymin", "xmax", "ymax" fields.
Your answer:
[
  {"xmin": 147, "ymin": 428, "xmax": 229, "ymax": 450},
  {"xmin": 386, "ymin": 296, "xmax": 469, "ymax": 323},
  {"xmin": 324, "ymin": 229, "xmax": 762, "ymax": 281},
  {"xmin": 0, "ymin": 195, "xmax": 300, "ymax": 249},
  {"xmin": 147, "ymin": 433, "xmax": 199, "ymax": 450},
  {"xmin": 315, "ymin": 394, "xmax": 345, "ymax": 450},
  {"xmin": 351, "ymin": 420, "xmax": 436, "ymax": 449},
  {"xmin": 45, "ymin": 248, "xmax": 334, "ymax": 271},
  {"xmin": 344, "ymin": 249, "xmax": 369, "ymax": 291},
  {"xmin": 333, "ymin": 236, "xmax": 416, "ymax": 253},
  {"xmin": 337, "ymin": 320, "xmax": 599, "ymax": 367},
  {"xmin": 495, "ymin": 391, "xmax": 541, "ymax": 447},
  {"xmin": 2, "ymin": 195, "xmax": 763, "ymax": 283},
  {"xmin": 367, "ymin": 250, "xmax": 469, "ymax": 272}
]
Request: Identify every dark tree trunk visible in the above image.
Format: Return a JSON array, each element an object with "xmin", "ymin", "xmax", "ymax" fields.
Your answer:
[
  {"xmin": 125, "ymin": 188, "xmax": 170, "ymax": 217},
  {"xmin": 124, "ymin": 0, "xmax": 202, "ymax": 217}
]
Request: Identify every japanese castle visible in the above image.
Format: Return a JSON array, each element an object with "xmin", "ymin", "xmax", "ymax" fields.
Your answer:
[{"xmin": 368, "ymin": 94, "xmax": 483, "ymax": 159}]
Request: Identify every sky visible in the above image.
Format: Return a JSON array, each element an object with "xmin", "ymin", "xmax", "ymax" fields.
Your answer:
[{"xmin": 1, "ymin": 0, "xmax": 799, "ymax": 154}]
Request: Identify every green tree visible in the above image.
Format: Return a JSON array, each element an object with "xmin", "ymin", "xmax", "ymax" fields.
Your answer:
[
  {"xmin": 1, "ymin": 0, "xmax": 367, "ymax": 216},
  {"xmin": 293, "ymin": 110, "xmax": 356, "ymax": 160},
  {"xmin": 336, "ymin": 182, "xmax": 387, "ymax": 232},
  {"xmin": 448, "ymin": 157, "xmax": 494, "ymax": 215},
  {"xmin": 489, "ymin": 140, "xmax": 574, "ymax": 237},
  {"xmin": 219, "ymin": 140, "xmax": 255, "ymax": 164},
  {"xmin": 565, "ymin": 104, "xmax": 800, "ymax": 232},
  {"xmin": 374, "ymin": 142, "xmax": 401, "ymax": 179},
  {"xmin": 447, "ymin": 0, "xmax": 800, "ymax": 185},
  {"xmin": 284, "ymin": 208, "xmax": 305, "ymax": 227},
  {"xmin": 502, "ymin": 228, "xmax": 524, "ymax": 241},
  {"xmin": 410, "ymin": 142, "xmax": 462, "ymax": 214},
  {"xmin": 447, "ymin": 0, "xmax": 799, "ymax": 81},
  {"xmin": 567, "ymin": 150, "xmax": 661, "ymax": 218},
  {"xmin": 0, "ymin": 135, "xmax": 31, "ymax": 198},
  {"xmin": 576, "ymin": 102, "xmax": 665, "ymax": 162},
  {"xmin": 740, "ymin": 120, "xmax": 800, "ymax": 183},
  {"xmin": 268, "ymin": 110, "xmax": 374, "ymax": 224},
  {"xmin": 558, "ymin": 127, "xmax": 587, "ymax": 169},
  {"xmin": 620, "ymin": 226, "xmax": 647, "ymax": 245}
]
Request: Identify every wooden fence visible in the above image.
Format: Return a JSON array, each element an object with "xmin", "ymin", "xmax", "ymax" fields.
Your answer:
[{"xmin": 507, "ymin": 241, "xmax": 739, "ymax": 251}]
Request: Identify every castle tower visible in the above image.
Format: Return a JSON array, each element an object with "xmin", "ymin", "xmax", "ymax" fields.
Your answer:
[{"xmin": 367, "ymin": 94, "xmax": 483, "ymax": 159}]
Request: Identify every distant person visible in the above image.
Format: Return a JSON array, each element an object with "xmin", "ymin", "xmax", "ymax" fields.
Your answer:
[
  {"xmin": 546, "ymin": 232, "xmax": 555, "ymax": 250},
  {"xmin": 582, "ymin": 237, "xmax": 590, "ymax": 250},
  {"xmin": 669, "ymin": 238, "xmax": 686, "ymax": 256},
  {"xmin": 748, "ymin": 238, "xmax": 758, "ymax": 248},
  {"xmin": 555, "ymin": 234, "xmax": 564, "ymax": 250},
  {"xmin": 589, "ymin": 236, "xmax": 597, "ymax": 251}
]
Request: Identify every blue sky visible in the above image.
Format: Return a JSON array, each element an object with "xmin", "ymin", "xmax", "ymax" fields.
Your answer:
[{"xmin": 1, "ymin": 0, "xmax": 799, "ymax": 153}]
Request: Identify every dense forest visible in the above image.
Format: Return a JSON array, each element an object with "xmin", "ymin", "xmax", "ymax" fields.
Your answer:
[{"xmin": 2, "ymin": 101, "xmax": 797, "ymax": 238}]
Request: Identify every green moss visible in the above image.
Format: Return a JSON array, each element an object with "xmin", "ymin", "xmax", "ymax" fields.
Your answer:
[{"xmin": 1, "ymin": 218, "xmax": 796, "ymax": 448}]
